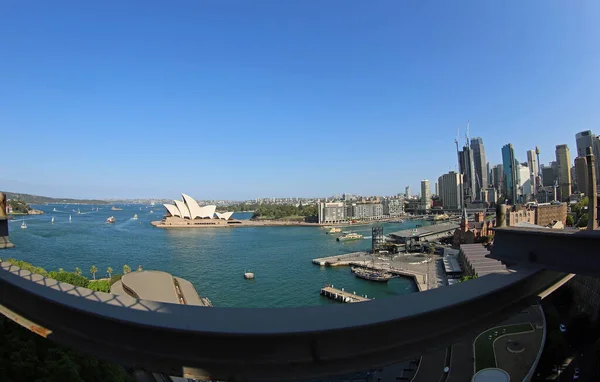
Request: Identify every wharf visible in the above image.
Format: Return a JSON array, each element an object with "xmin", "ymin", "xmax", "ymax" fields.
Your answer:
[
  {"xmin": 312, "ymin": 252, "xmax": 368, "ymax": 266},
  {"xmin": 313, "ymin": 252, "xmax": 443, "ymax": 292},
  {"xmin": 320, "ymin": 285, "xmax": 370, "ymax": 303}
]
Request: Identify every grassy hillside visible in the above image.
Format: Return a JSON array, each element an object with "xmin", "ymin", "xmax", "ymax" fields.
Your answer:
[{"xmin": 2, "ymin": 191, "xmax": 110, "ymax": 205}]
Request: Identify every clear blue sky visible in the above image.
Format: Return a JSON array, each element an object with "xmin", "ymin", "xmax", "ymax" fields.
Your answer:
[{"xmin": 1, "ymin": 1, "xmax": 599, "ymax": 200}]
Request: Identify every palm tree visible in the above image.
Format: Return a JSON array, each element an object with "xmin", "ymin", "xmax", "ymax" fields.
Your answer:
[
  {"xmin": 123, "ymin": 264, "xmax": 131, "ymax": 274},
  {"xmin": 107, "ymin": 267, "xmax": 113, "ymax": 278},
  {"xmin": 74, "ymin": 267, "xmax": 82, "ymax": 276},
  {"xmin": 90, "ymin": 265, "xmax": 98, "ymax": 280}
]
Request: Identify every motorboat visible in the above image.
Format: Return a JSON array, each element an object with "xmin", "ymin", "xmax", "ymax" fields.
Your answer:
[
  {"xmin": 337, "ymin": 232, "xmax": 363, "ymax": 242},
  {"xmin": 132, "ymin": 214, "xmax": 138, "ymax": 220},
  {"xmin": 327, "ymin": 227, "xmax": 342, "ymax": 234},
  {"xmin": 20, "ymin": 220, "xmax": 27, "ymax": 229},
  {"xmin": 106, "ymin": 216, "xmax": 116, "ymax": 224}
]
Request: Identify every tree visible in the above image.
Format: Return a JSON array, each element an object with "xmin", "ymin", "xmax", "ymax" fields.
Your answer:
[
  {"xmin": 74, "ymin": 267, "xmax": 82, "ymax": 276},
  {"xmin": 58, "ymin": 268, "xmax": 64, "ymax": 273},
  {"xmin": 48, "ymin": 271, "xmax": 89, "ymax": 288},
  {"xmin": 566, "ymin": 215, "xmax": 575, "ymax": 226},
  {"xmin": 88, "ymin": 280, "xmax": 111, "ymax": 293},
  {"xmin": 90, "ymin": 265, "xmax": 98, "ymax": 280},
  {"xmin": 123, "ymin": 265, "xmax": 131, "ymax": 274},
  {"xmin": 577, "ymin": 213, "xmax": 589, "ymax": 228},
  {"xmin": 106, "ymin": 267, "xmax": 113, "ymax": 278},
  {"xmin": 459, "ymin": 275, "xmax": 478, "ymax": 282}
]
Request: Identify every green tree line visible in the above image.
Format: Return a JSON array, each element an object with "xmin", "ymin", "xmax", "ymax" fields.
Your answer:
[
  {"xmin": 251, "ymin": 203, "xmax": 318, "ymax": 220},
  {"xmin": 7, "ymin": 199, "xmax": 30, "ymax": 214}
]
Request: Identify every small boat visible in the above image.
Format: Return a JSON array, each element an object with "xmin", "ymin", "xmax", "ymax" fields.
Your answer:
[
  {"xmin": 77, "ymin": 209, "xmax": 81, "ymax": 214},
  {"xmin": 149, "ymin": 210, "xmax": 154, "ymax": 214},
  {"xmin": 21, "ymin": 219, "xmax": 27, "ymax": 229},
  {"xmin": 106, "ymin": 216, "xmax": 116, "ymax": 224},
  {"xmin": 352, "ymin": 267, "xmax": 393, "ymax": 282},
  {"xmin": 53, "ymin": 207, "xmax": 57, "ymax": 212},
  {"xmin": 69, "ymin": 215, "xmax": 72, "ymax": 222},
  {"xmin": 51, "ymin": 217, "xmax": 55, "ymax": 224},
  {"xmin": 132, "ymin": 214, "xmax": 138, "ymax": 220},
  {"xmin": 389, "ymin": 219, "xmax": 404, "ymax": 223},
  {"xmin": 337, "ymin": 232, "xmax": 363, "ymax": 242},
  {"xmin": 111, "ymin": 206, "xmax": 123, "ymax": 211},
  {"xmin": 244, "ymin": 271, "xmax": 255, "ymax": 280},
  {"xmin": 327, "ymin": 227, "xmax": 342, "ymax": 234}
]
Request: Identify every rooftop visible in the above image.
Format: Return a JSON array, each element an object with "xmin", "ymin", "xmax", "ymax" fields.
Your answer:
[
  {"xmin": 389, "ymin": 223, "xmax": 460, "ymax": 239},
  {"xmin": 460, "ymin": 244, "xmax": 510, "ymax": 276}
]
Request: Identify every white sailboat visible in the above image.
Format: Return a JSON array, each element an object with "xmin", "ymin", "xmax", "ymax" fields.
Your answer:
[
  {"xmin": 51, "ymin": 217, "xmax": 55, "ymax": 224},
  {"xmin": 21, "ymin": 219, "xmax": 27, "ymax": 229},
  {"xmin": 69, "ymin": 215, "xmax": 72, "ymax": 222}
]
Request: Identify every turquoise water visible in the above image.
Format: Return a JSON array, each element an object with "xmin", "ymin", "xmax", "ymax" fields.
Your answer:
[{"xmin": 6, "ymin": 205, "xmax": 421, "ymax": 307}]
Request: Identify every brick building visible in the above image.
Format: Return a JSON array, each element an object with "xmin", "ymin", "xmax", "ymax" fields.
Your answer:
[{"xmin": 533, "ymin": 202, "xmax": 568, "ymax": 227}]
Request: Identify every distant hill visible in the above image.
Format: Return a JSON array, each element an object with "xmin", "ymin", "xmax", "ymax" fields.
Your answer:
[{"xmin": 2, "ymin": 191, "xmax": 110, "ymax": 205}]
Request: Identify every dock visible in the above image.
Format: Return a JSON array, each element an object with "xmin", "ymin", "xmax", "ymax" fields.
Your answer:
[
  {"xmin": 312, "ymin": 251, "xmax": 368, "ymax": 266},
  {"xmin": 312, "ymin": 252, "xmax": 441, "ymax": 292},
  {"xmin": 320, "ymin": 285, "xmax": 370, "ymax": 303}
]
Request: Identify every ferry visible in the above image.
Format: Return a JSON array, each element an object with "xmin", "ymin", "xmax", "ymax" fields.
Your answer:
[
  {"xmin": 111, "ymin": 206, "xmax": 123, "ymax": 211},
  {"xmin": 351, "ymin": 267, "xmax": 393, "ymax": 282},
  {"xmin": 327, "ymin": 227, "xmax": 342, "ymax": 234},
  {"xmin": 106, "ymin": 216, "xmax": 116, "ymax": 224},
  {"xmin": 336, "ymin": 232, "xmax": 363, "ymax": 242}
]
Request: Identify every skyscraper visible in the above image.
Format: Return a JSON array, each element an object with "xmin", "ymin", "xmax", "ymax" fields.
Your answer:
[
  {"xmin": 574, "ymin": 156, "xmax": 588, "ymax": 195},
  {"xmin": 555, "ymin": 144, "xmax": 572, "ymax": 201},
  {"xmin": 501, "ymin": 144, "xmax": 518, "ymax": 204},
  {"xmin": 491, "ymin": 164, "xmax": 504, "ymax": 192},
  {"xmin": 576, "ymin": 130, "xmax": 595, "ymax": 157},
  {"xmin": 438, "ymin": 171, "xmax": 462, "ymax": 210},
  {"xmin": 421, "ymin": 180, "xmax": 431, "ymax": 209},
  {"xmin": 458, "ymin": 145, "xmax": 476, "ymax": 204},
  {"xmin": 405, "ymin": 186, "xmax": 411, "ymax": 199},
  {"xmin": 526, "ymin": 149, "xmax": 538, "ymax": 195},
  {"xmin": 470, "ymin": 137, "xmax": 488, "ymax": 200},
  {"xmin": 541, "ymin": 163, "xmax": 557, "ymax": 187}
]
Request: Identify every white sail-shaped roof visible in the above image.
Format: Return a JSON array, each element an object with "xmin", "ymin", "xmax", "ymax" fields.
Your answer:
[
  {"xmin": 182, "ymin": 193, "xmax": 204, "ymax": 219},
  {"xmin": 215, "ymin": 211, "xmax": 234, "ymax": 220},
  {"xmin": 197, "ymin": 204, "xmax": 216, "ymax": 219},
  {"xmin": 174, "ymin": 200, "xmax": 191, "ymax": 219},
  {"xmin": 163, "ymin": 204, "xmax": 181, "ymax": 217}
]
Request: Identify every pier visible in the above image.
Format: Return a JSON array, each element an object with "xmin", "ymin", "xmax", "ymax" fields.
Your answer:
[
  {"xmin": 313, "ymin": 252, "xmax": 444, "ymax": 292},
  {"xmin": 320, "ymin": 285, "xmax": 370, "ymax": 303}
]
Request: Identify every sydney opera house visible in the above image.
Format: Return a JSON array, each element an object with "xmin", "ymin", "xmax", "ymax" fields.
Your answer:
[{"xmin": 156, "ymin": 193, "xmax": 240, "ymax": 227}]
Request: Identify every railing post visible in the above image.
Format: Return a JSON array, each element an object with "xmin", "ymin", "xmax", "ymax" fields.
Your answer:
[
  {"xmin": 496, "ymin": 204, "xmax": 507, "ymax": 228},
  {"xmin": 0, "ymin": 192, "xmax": 15, "ymax": 249},
  {"xmin": 586, "ymin": 147, "xmax": 598, "ymax": 230}
]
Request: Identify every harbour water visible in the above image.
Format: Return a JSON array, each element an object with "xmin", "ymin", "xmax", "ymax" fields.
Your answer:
[{"xmin": 6, "ymin": 204, "xmax": 422, "ymax": 308}]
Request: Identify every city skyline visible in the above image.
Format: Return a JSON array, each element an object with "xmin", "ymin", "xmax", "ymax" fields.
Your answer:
[{"xmin": 1, "ymin": 2, "xmax": 599, "ymax": 200}]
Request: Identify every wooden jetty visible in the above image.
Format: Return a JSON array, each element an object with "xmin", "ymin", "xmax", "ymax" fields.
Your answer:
[{"xmin": 320, "ymin": 285, "xmax": 370, "ymax": 303}]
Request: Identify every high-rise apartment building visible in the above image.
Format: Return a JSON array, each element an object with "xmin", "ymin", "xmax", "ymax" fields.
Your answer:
[
  {"xmin": 555, "ymin": 144, "xmax": 572, "ymax": 201},
  {"xmin": 405, "ymin": 186, "xmax": 411, "ymax": 199},
  {"xmin": 421, "ymin": 179, "xmax": 431, "ymax": 209},
  {"xmin": 574, "ymin": 156, "xmax": 588, "ymax": 195},
  {"xmin": 470, "ymin": 137, "xmax": 488, "ymax": 200},
  {"xmin": 458, "ymin": 145, "xmax": 476, "ymax": 203},
  {"xmin": 438, "ymin": 171, "xmax": 462, "ymax": 210},
  {"xmin": 501, "ymin": 144, "xmax": 519, "ymax": 204},
  {"xmin": 318, "ymin": 202, "xmax": 345, "ymax": 224}
]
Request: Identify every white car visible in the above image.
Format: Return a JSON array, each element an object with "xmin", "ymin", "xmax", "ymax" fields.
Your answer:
[{"xmin": 560, "ymin": 324, "xmax": 567, "ymax": 332}]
